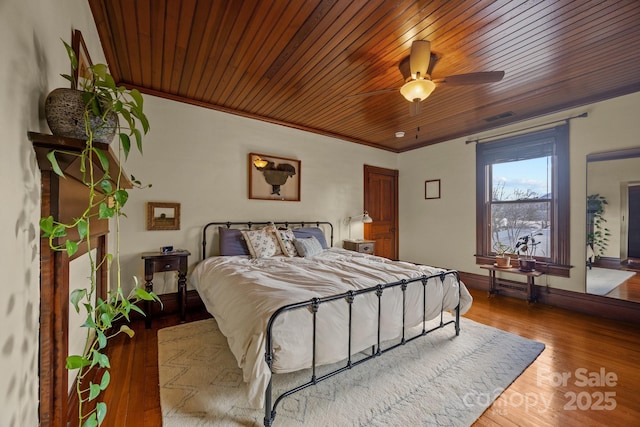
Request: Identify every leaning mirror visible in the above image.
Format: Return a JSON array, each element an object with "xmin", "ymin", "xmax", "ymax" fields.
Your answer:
[{"xmin": 586, "ymin": 148, "xmax": 640, "ymax": 301}]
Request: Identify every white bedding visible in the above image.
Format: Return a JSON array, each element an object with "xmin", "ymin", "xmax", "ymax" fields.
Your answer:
[{"xmin": 190, "ymin": 248, "xmax": 473, "ymax": 408}]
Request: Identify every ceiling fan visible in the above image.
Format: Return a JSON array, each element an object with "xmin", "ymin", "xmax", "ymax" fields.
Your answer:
[{"xmin": 352, "ymin": 40, "xmax": 505, "ymax": 115}]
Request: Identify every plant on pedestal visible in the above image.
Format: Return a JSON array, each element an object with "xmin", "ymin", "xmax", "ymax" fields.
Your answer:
[
  {"xmin": 39, "ymin": 39, "xmax": 160, "ymax": 427},
  {"xmin": 515, "ymin": 231, "xmax": 543, "ymax": 272}
]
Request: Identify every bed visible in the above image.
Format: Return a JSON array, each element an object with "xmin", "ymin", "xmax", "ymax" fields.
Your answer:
[{"xmin": 190, "ymin": 221, "xmax": 473, "ymax": 426}]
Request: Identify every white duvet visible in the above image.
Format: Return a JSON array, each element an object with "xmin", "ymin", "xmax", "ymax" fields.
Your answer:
[{"xmin": 190, "ymin": 248, "xmax": 473, "ymax": 408}]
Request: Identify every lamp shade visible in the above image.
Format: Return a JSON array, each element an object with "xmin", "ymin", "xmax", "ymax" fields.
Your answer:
[
  {"xmin": 362, "ymin": 211, "xmax": 373, "ymax": 223},
  {"xmin": 400, "ymin": 79, "xmax": 435, "ymax": 102}
]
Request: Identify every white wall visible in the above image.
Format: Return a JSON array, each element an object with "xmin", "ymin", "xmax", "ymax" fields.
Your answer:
[
  {"xmin": 399, "ymin": 91, "xmax": 640, "ymax": 293},
  {"xmin": 114, "ymin": 97, "xmax": 398, "ymax": 295},
  {"xmin": 0, "ymin": 1, "xmax": 104, "ymax": 425}
]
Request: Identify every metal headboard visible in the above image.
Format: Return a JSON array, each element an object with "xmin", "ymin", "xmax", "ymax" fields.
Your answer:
[{"xmin": 201, "ymin": 221, "xmax": 334, "ymax": 260}]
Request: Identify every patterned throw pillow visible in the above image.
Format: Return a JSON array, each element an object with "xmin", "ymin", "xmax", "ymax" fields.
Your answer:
[
  {"xmin": 276, "ymin": 228, "xmax": 298, "ymax": 257},
  {"xmin": 241, "ymin": 225, "xmax": 283, "ymax": 258},
  {"xmin": 293, "ymin": 236, "xmax": 324, "ymax": 258}
]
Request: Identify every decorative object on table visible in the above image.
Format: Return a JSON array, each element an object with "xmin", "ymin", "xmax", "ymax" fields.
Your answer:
[
  {"xmin": 493, "ymin": 242, "xmax": 513, "ymax": 268},
  {"xmin": 39, "ymin": 32, "xmax": 157, "ymax": 427},
  {"xmin": 587, "ymin": 193, "xmax": 610, "ymax": 259},
  {"xmin": 425, "ymin": 179, "xmax": 441, "ymax": 199},
  {"xmin": 249, "ymin": 153, "xmax": 301, "ymax": 201},
  {"xmin": 345, "ymin": 210, "xmax": 373, "ymax": 240},
  {"xmin": 147, "ymin": 202, "xmax": 181, "ymax": 230},
  {"xmin": 515, "ymin": 231, "xmax": 543, "ymax": 271}
]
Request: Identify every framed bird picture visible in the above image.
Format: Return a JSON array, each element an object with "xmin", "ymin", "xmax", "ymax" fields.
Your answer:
[{"xmin": 249, "ymin": 153, "xmax": 301, "ymax": 201}]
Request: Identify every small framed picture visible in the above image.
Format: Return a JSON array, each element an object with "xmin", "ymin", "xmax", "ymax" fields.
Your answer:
[
  {"xmin": 249, "ymin": 153, "xmax": 301, "ymax": 201},
  {"xmin": 147, "ymin": 202, "xmax": 181, "ymax": 230},
  {"xmin": 425, "ymin": 179, "xmax": 441, "ymax": 199}
]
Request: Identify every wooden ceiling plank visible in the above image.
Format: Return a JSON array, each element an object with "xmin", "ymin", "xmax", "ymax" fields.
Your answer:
[
  {"xmin": 183, "ymin": 1, "xmax": 226, "ymax": 98},
  {"xmin": 225, "ymin": 1, "xmax": 319, "ymax": 108},
  {"xmin": 120, "ymin": 0, "xmax": 143, "ymax": 85},
  {"xmin": 176, "ymin": 1, "xmax": 215, "ymax": 96},
  {"xmin": 149, "ymin": 0, "xmax": 167, "ymax": 90},
  {"xmin": 88, "ymin": 0, "xmax": 121, "ymax": 82},
  {"xmin": 169, "ymin": 0, "xmax": 199, "ymax": 93},
  {"xmin": 160, "ymin": 0, "xmax": 181, "ymax": 90},
  {"xmin": 136, "ymin": 0, "xmax": 153, "ymax": 87},
  {"xmin": 200, "ymin": 0, "xmax": 262, "ymax": 102}
]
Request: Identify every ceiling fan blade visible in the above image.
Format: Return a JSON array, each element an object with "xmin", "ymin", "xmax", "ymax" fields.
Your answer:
[
  {"xmin": 345, "ymin": 87, "xmax": 398, "ymax": 99},
  {"xmin": 434, "ymin": 71, "xmax": 505, "ymax": 85},
  {"xmin": 409, "ymin": 40, "xmax": 430, "ymax": 79}
]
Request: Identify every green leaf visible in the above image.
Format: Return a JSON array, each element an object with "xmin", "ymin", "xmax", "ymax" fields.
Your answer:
[
  {"xmin": 100, "ymin": 180, "xmax": 113, "ymax": 194},
  {"xmin": 100, "ymin": 312, "xmax": 113, "ymax": 329},
  {"xmin": 66, "ymin": 240, "xmax": 78, "ymax": 257},
  {"xmin": 96, "ymin": 402, "xmax": 107, "ymax": 425},
  {"xmin": 98, "ymin": 203, "xmax": 115, "ymax": 219},
  {"xmin": 63, "ymin": 39, "xmax": 78, "ymax": 71},
  {"xmin": 81, "ymin": 413, "xmax": 98, "ymax": 427},
  {"xmin": 70, "ymin": 288, "xmax": 87, "ymax": 313},
  {"xmin": 40, "ymin": 216, "xmax": 54, "ymax": 236},
  {"xmin": 99, "ymin": 371, "xmax": 111, "ymax": 390},
  {"xmin": 120, "ymin": 324, "xmax": 135, "ymax": 338},
  {"xmin": 89, "ymin": 382, "xmax": 101, "ymax": 401},
  {"xmin": 135, "ymin": 287, "xmax": 156, "ymax": 301},
  {"xmin": 46, "ymin": 151, "xmax": 65, "ymax": 177},
  {"xmin": 134, "ymin": 128, "xmax": 143, "ymax": 154},
  {"xmin": 129, "ymin": 304, "xmax": 145, "ymax": 317},
  {"xmin": 94, "ymin": 148, "xmax": 110, "ymax": 172},
  {"xmin": 119, "ymin": 133, "xmax": 131, "ymax": 159},
  {"xmin": 97, "ymin": 330, "xmax": 107, "ymax": 349},
  {"xmin": 66, "ymin": 355, "xmax": 90, "ymax": 370},
  {"xmin": 76, "ymin": 219, "xmax": 88, "ymax": 240},
  {"xmin": 114, "ymin": 190, "xmax": 128, "ymax": 207}
]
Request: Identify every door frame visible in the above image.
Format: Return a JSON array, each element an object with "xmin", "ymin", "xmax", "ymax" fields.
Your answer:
[{"xmin": 364, "ymin": 164, "xmax": 399, "ymax": 259}]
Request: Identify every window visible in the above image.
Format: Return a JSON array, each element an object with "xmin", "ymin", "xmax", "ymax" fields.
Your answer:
[{"xmin": 476, "ymin": 125, "xmax": 570, "ymax": 276}]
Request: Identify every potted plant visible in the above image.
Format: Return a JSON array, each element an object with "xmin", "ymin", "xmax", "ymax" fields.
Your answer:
[
  {"xmin": 39, "ymin": 39, "xmax": 159, "ymax": 427},
  {"xmin": 492, "ymin": 242, "xmax": 513, "ymax": 268},
  {"xmin": 587, "ymin": 193, "xmax": 610, "ymax": 259},
  {"xmin": 514, "ymin": 231, "xmax": 543, "ymax": 272}
]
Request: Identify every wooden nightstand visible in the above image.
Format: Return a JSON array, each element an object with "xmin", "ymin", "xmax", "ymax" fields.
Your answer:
[
  {"xmin": 343, "ymin": 240, "xmax": 375, "ymax": 254},
  {"xmin": 141, "ymin": 250, "xmax": 190, "ymax": 328}
]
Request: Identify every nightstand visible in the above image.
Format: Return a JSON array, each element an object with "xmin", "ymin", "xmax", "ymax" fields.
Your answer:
[
  {"xmin": 141, "ymin": 250, "xmax": 190, "ymax": 328},
  {"xmin": 343, "ymin": 240, "xmax": 375, "ymax": 254}
]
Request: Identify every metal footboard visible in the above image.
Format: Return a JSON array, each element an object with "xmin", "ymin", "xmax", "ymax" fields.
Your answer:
[{"xmin": 263, "ymin": 270, "xmax": 462, "ymax": 426}]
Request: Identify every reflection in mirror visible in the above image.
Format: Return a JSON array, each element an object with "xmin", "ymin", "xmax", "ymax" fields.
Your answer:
[{"xmin": 586, "ymin": 149, "xmax": 640, "ymax": 302}]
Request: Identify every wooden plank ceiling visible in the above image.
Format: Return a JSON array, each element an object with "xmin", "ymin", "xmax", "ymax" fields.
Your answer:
[{"xmin": 88, "ymin": 0, "xmax": 640, "ymax": 152}]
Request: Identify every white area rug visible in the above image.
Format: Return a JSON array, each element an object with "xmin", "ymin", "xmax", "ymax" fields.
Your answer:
[
  {"xmin": 158, "ymin": 317, "xmax": 544, "ymax": 427},
  {"xmin": 587, "ymin": 267, "xmax": 636, "ymax": 295}
]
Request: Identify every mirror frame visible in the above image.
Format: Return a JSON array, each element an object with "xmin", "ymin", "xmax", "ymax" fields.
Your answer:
[{"xmin": 147, "ymin": 201, "xmax": 181, "ymax": 231}]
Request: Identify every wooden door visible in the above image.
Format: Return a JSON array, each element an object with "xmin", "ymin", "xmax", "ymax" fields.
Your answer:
[
  {"xmin": 629, "ymin": 185, "xmax": 640, "ymax": 259},
  {"xmin": 364, "ymin": 165, "xmax": 398, "ymax": 260}
]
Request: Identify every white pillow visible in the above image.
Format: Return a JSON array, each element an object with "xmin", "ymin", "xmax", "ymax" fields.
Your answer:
[
  {"xmin": 293, "ymin": 237, "xmax": 324, "ymax": 258},
  {"xmin": 241, "ymin": 225, "xmax": 283, "ymax": 258},
  {"xmin": 275, "ymin": 228, "xmax": 298, "ymax": 257}
]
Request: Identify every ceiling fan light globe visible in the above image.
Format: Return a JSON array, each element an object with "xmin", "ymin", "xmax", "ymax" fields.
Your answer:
[{"xmin": 400, "ymin": 79, "xmax": 435, "ymax": 102}]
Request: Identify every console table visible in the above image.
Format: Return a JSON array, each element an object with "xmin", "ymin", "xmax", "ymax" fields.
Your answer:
[
  {"xmin": 141, "ymin": 250, "xmax": 190, "ymax": 328},
  {"xmin": 480, "ymin": 264, "xmax": 544, "ymax": 303}
]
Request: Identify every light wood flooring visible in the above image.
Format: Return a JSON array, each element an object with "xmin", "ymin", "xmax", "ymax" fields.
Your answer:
[{"xmin": 95, "ymin": 288, "xmax": 640, "ymax": 426}]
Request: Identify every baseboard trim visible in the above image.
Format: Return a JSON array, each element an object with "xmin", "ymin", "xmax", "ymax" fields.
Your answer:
[{"xmin": 459, "ymin": 271, "xmax": 640, "ymax": 324}]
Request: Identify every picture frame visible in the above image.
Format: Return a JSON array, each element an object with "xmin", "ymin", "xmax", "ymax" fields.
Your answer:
[
  {"xmin": 249, "ymin": 153, "xmax": 301, "ymax": 201},
  {"xmin": 147, "ymin": 202, "xmax": 181, "ymax": 230},
  {"xmin": 425, "ymin": 179, "xmax": 441, "ymax": 199},
  {"xmin": 71, "ymin": 29, "xmax": 93, "ymax": 90}
]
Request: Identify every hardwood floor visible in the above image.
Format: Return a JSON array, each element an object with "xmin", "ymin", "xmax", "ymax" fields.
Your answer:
[{"xmin": 98, "ymin": 289, "xmax": 640, "ymax": 426}]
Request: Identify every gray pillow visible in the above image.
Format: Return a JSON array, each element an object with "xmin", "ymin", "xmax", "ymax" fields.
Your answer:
[
  {"xmin": 293, "ymin": 237, "xmax": 324, "ymax": 257},
  {"xmin": 218, "ymin": 227, "xmax": 250, "ymax": 256},
  {"xmin": 293, "ymin": 227, "xmax": 329, "ymax": 249}
]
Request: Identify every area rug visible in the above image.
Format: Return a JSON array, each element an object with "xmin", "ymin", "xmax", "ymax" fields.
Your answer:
[
  {"xmin": 158, "ymin": 317, "xmax": 544, "ymax": 427},
  {"xmin": 586, "ymin": 267, "xmax": 636, "ymax": 295}
]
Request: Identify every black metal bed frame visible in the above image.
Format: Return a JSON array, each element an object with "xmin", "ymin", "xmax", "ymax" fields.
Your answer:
[{"xmin": 199, "ymin": 221, "xmax": 461, "ymax": 427}]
